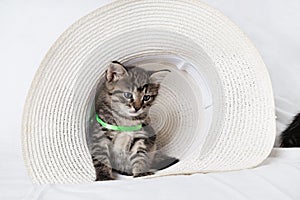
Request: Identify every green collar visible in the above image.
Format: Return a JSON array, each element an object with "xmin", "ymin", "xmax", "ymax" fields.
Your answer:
[{"xmin": 96, "ymin": 114, "xmax": 142, "ymax": 132}]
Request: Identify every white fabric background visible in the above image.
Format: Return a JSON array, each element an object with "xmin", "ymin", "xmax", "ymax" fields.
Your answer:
[{"xmin": 0, "ymin": 0, "xmax": 299, "ymax": 199}]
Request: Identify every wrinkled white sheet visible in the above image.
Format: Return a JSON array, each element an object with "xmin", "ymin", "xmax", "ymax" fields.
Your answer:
[
  {"xmin": 1, "ymin": 148, "xmax": 300, "ymax": 200},
  {"xmin": 1, "ymin": 0, "xmax": 300, "ymax": 199}
]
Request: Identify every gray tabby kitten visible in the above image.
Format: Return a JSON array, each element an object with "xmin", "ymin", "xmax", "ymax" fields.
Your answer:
[{"xmin": 91, "ymin": 61, "xmax": 179, "ymax": 181}]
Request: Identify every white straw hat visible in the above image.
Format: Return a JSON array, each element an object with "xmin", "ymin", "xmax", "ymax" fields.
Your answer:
[{"xmin": 22, "ymin": 0, "xmax": 276, "ymax": 184}]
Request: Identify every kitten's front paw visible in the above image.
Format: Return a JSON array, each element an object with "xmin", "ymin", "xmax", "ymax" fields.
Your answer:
[
  {"xmin": 95, "ymin": 173, "xmax": 115, "ymax": 181},
  {"xmin": 133, "ymin": 171, "xmax": 154, "ymax": 178},
  {"xmin": 95, "ymin": 164, "xmax": 115, "ymax": 181}
]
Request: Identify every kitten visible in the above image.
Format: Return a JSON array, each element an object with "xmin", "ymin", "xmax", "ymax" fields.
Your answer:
[
  {"xmin": 91, "ymin": 61, "xmax": 179, "ymax": 181},
  {"xmin": 280, "ymin": 113, "xmax": 300, "ymax": 147}
]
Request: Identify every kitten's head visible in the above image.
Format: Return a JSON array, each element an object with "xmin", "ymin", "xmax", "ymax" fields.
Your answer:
[{"xmin": 104, "ymin": 61, "xmax": 169, "ymax": 118}]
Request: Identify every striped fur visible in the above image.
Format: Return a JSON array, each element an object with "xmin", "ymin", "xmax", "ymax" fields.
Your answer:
[{"xmin": 91, "ymin": 61, "xmax": 178, "ymax": 181}]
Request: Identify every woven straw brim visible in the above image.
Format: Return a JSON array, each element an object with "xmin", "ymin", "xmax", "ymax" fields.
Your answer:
[{"xmin": 22, "ymin": 0, "xmax": 276, "ymax": 184}]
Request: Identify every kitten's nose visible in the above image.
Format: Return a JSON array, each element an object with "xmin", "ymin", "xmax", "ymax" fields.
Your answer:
[
  {"xmin": 133, "ymin": 101, "xmax": 142, "ymax": 112},
  {"xmin": 133, "ymin": 105, "xmax": 141, "ymax": 112}
]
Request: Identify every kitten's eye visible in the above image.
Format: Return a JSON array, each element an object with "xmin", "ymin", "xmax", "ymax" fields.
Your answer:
[
  {"xmin": 143, "ymin": 95, "xmax": 151, "ymax": 101},
  {"xmin": 124, "ymin": 92, "xmax": 133, "ymax": 99}
]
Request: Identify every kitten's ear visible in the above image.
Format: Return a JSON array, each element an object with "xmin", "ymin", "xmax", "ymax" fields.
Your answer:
[
  {"xmin": 149, "ymin": 69, "xmax": 170, "ymax": 84},
  {"xmin": 106, "ymin": 61, "xmax": 128, "ymax": 82}
]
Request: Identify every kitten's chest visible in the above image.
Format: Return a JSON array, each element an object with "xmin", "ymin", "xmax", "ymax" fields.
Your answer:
[
  {"xmin": 112, "ymin": 133, "xmax": 133, "ymax": 153},
  {"xmin": 109, "ymin": 132, "xmax": 136, "ymax": 173}
]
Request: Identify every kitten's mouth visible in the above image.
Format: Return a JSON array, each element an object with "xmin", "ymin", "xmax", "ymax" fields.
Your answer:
[{"xmin": 128, "ymin": 110, "xmax": 143, "ymax": 116}]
